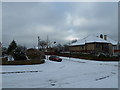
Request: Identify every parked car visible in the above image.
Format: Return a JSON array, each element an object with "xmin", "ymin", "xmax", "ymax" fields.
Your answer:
[{"xmin": 49, "ymin": 55, "xmax": 62, "ymax": 62}]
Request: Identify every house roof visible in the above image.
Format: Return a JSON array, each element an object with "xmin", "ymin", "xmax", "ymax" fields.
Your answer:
[
  {"xmin": 70, "ymin": 35, "xmax": 117, "ymax": 46},
  {"xmin": 105, "ymin": 36, "xmax": 118, "ymax": 45}
]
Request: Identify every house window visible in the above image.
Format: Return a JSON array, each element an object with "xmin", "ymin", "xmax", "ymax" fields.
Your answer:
[
  {"xmin": 96, "ymin": 44, "xmax": 100, "ymax": 48},
  {"xmin": 80, "ymin": 46, "xmax": 84, "ymax": 49}
]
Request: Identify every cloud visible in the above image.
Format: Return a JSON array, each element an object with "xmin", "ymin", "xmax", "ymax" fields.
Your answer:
[
  {"xmin": 0, "ymin": 3, "xmax": 2, "ymax": 42},
  {"xmin": 2, "ymin": 2, "xmax": 118, "ymax": 47}
]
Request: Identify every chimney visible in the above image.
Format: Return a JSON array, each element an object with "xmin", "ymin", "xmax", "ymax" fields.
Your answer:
[
  {"xmin": 100, "ymin": 34, "xmax": 103, "ymax": 39},
  {"xmin": 104, "ymin": 35, "xmax": 107, "ymax": 40}
]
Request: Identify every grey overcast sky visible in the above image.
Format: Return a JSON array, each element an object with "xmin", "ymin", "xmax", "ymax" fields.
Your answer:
[{"xmin": 2, "ymin": 2, "xmax": 118, "ymax": 48}]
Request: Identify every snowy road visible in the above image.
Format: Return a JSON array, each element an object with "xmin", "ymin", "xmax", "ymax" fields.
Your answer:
[{"xmin": 2, "ymin": 56, "xmax": 118, "ymax": 88}]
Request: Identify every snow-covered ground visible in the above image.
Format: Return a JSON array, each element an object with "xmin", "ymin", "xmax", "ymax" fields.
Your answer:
[{"xmin": 2, "ymin": 56, "xmax": 118, "ymax": 88}]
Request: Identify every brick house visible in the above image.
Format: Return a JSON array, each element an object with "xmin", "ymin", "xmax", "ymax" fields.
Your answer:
[{"xmin": 69, "ymin": 35, "xmax": 118, "ymax": 56}]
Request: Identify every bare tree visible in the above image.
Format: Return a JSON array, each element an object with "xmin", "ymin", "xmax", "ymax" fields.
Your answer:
[{"xmin": 39, "ymin": 40, "xmax": 47, "ymax": 51}]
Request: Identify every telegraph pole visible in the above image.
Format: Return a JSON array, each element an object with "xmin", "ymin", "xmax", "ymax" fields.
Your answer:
[
  {"xmin": 47, "ymin": 35, "xmax": 49, "ymax": 60},
  {"xmin": 69, "ymin": 40, "xmax": 71, "ymax": 60},
  {"xmin": 38, "ymin": 36, "xmax": 40, "ymax": 50},
  {"xmin": 118, "ymin": 41, "xmax": 120, "ymax": 56}
]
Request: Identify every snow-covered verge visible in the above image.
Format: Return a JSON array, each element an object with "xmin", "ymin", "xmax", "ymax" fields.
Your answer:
[{"xmin": 2, "ymin": 56, "xmax": 118, "ymax": 88}]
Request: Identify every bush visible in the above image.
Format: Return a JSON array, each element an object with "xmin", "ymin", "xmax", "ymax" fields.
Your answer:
[
  {"xmin": 12, "ymin": 48, "xmax": 27, "ymax": 61},
  {"xmin": 26, "ymin": 48, "xmax": 41, "ymax": 60}
]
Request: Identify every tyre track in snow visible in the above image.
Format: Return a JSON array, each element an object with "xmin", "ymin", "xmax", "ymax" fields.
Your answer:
[
  {"xmin": 63, "ymin": 58, "xmax": 118, "ymax": 67},
  {"xmin": 62, "ymin": 58, "xmax": 117, "ymax": 83},
  {"xmin": 95, "ymin": 72, "xmax": 117, "ymax": 81},
  {"xmin": 63, "ymin": 58, "xmax": 86, "ymax": 63},
  {"xmin": 0, "ymin": 70, "xmax": 42, "ymax": 74}
]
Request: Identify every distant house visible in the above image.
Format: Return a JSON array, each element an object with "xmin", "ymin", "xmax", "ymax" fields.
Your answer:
[{"xmin": 69, "ymin": 35, "xmax": 118, "ymax": 56}]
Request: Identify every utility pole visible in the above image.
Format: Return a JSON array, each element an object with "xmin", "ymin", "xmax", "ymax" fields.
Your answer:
[
  {"xmin": 69, "ymin": 40, "xmax": 71, "ymax": 60},
  {"xmin": 47, "ymin": 35, "xmax": 49, "ymax": 60},
  {"xmin": 85, "ymin": 40, "xmax": 87, "ymax": 53},
  {"xmin": 117, "ymin": 41, "xmax": 120, "ymax": 56},
  {"xmin": 38, "ymin": 36, "xmax": 40, "ymax": 50}
]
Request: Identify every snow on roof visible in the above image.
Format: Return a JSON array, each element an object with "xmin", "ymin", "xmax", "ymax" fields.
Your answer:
[
  {"xmin": 105, "ymin": 36, "xmax": 118, "ymax": 45},
  {"xmin": 70, "ymin": 35, "xmax": 110, "ymax": 46}
]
